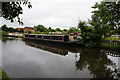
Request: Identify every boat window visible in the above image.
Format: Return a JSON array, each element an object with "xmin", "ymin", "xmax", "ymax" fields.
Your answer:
[
  {"xmin": 44, "ymin": 36, "xmax": 62, "ymax": 40},
  {"xmin": 25, "ymin": 35, "xmax": 28, "ymax": 37},
  {"xmin": 38, "ymin": 35, "xmax": 42, "ymax": 38},
  {"xmin": 29, "ymin": 35, "xmax": 35, "ymax": 38}
]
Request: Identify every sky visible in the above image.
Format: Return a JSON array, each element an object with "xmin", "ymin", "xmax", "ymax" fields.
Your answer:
[{"xmin": 1, "ymin": 0, "xmax": 102, "ymax": 29}]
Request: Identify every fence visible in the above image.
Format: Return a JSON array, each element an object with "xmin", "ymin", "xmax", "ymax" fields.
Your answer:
[{"xmin": 102, "ymin": 40, "xmax": 120, "ymax": 50}]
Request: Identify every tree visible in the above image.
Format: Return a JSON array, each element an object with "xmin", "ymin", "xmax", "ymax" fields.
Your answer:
[
  {"xmin": 47, "ymin": 27, "xmax": 55, "ymax": 32},
  {"xmin": 50, "ymin": 29, "xmax": 55, "ymax": 32},
  {"xmin": 2, "ymin": 1, "xmax": 32, "ymax": 25},
  {"xmin": 78, "ymin": 20, "xmax": 101, "ymax": 47},
  {"xmin": 35, "ymin": 25, "xmax": 46, "ymax": 32},
  {"xmin": 67, "ymin": 27, "xmax": 79, "ymax": 34},
  {"xmin": 55, "ymin": 28, "xmax": 61, "ymax": 32},
  {"xmin": 90, "ymin": 1, "xmax": 120, "ymax": 36},
  {"xmin": 1, "ymin": 24, "xmax": 8, "ymax": 32},
  {"xmin": 14, "ymin": 29, "xmax": 19, "ymax": 32},
  {"xmin": 8, "ymin": 27, "xmax": 15, "ymax": 32},
  {"xmin": 28, "ymin": 31, "xmax": 32, "ymax": 34},
  {"xmin": 19, "ymin": 28, "xmax": 24, "ymax": 33}
]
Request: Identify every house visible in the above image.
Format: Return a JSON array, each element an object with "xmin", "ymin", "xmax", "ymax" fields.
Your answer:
[
  {"xmin": 16, "ymin": 28, "xmax": 23, "ymax": 31},
  {"xmin": 23, "ymin": 27, "xmax": 36, "ymax": 33}
]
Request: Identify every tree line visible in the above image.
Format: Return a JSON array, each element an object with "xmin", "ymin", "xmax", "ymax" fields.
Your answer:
[
  {"xmin": 77, "ymin": 1, "xmax": 120, "ymax": 48},
  {"xmin": 1, "ymin": 24, "xmax": 80, "ymax": 35}
]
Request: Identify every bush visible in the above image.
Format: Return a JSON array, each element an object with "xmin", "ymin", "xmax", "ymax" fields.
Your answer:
[{"xmin": 18, "ymin": 35, "xmax": 24, "ymax": 38}]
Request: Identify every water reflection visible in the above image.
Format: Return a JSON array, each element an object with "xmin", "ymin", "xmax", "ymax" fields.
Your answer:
[
  {"xmin": 24, "ymin": 40, "xmax": 120, "ymax": 79},
  {"xmin": 76, "ymin": 49, "xmax": 117, "ymax": 78},
  {"xmin": 25, "ymin": 41, "xmax": 68, "ymax": 56},
  {"xmin": 2, "ymin": 38, "xmax": 120, "ymax": 78}
]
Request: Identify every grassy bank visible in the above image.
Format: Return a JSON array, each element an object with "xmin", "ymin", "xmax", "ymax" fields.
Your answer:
[{"xmin": 0, "ymin": 67, "xmax": 9, "ymax": 80}]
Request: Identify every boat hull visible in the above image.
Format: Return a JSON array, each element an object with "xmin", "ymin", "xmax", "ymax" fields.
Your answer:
[{"xmin": 23, "ymin": 38, "xmax": 77, "ymax": 47}]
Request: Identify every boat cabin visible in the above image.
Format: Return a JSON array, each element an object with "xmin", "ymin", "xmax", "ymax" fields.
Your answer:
[
  {"xmin": 69, "ymin": 32, "xmax": 82, "ymax": 41},
  {"xmin": 24, "ymin": 34, "xmax": 69, "ymax": 42}
]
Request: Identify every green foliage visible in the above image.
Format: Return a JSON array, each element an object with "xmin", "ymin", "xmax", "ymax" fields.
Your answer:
[
  {"xmin": 90, "ymin": 1, "xmax": 120, "ymax": 36},
  {"xmin": 104, "ymin": 36, "xmax": 119, "ymax": 41},
  {"xmin": 14, "ymin": 29, "xmax": 18, "ymax": 32},
  {"xmin": 50, "ymin": 29, "xmax": 55, "ymax": 32},
  {"xmin": 46, "ymin": 27, "xmax": 55, "ymax": 32},
  {"xmin": 2, "ymin": 1, "xmax": 32, "ymax": 25},
  {"xmin": 2, "ymin": 31, "xmax": 8, "ymax": 35},
  {"xmin": 1, "ymin": 24, "xmax": 20, "ymax": 34},
  {"xmin": 35, "ymin": 31, "xmax": 41, "ymax": 34},
  {"xmin": 80, "ymin": 1, "xmax": 120, "ymax": 48},
  {"xmin": 78, "ymin": 21, "xmax": 88, "ymax": 34},
  {"xmin": 67, "ymin": 27, "xmax": 79, "ymax": 34},
  {"xmin": 78, "ymin": 20, "xmax": 101, "ymax": 48},
  {"xmin": 18, "ymin": 35, "xmax": 24, "ymax": 38},
  {"xmin": 8, "ymin": 27, "xmax": 15, "ymax": 32},
  {"xmin": 0, "ymin": 66, "xmax": 9, "ymax": 79},
  {"xmin": 35, "ymin": 25, "xmax": 46, "ymax": 32},
  {"xmin": 1, "ymin": 25, "xmax": 8, "ymax": 32},
  {"xmin": 19, "ymin": 28, "xmax": 24, "ymax": 33},
  {"xmin": 28, "ymin": 31, "xmax": 32, "ymax": 34},
  {"xmin": 55, "ymin": 28, "xmax": 61, "ymax": 32},
  {"xmin": 82, "ymin": 32, "xmax": 96, "ymax": 48}
]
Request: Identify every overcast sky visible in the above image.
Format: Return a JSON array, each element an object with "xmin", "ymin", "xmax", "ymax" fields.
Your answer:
[{"xmin": 1, "ymin": 0, "xmax": 102, "ymax": 29}]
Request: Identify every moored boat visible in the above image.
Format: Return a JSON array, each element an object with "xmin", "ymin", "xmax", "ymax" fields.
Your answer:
[{"xmin": 23, "ymin": 34, "xmax": 77, "ymax": 46}]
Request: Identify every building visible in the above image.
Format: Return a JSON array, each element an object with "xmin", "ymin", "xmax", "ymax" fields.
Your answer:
[
  {"xmin": 16, "ymin": 28, "xmax": 23, "ymax": 31},
  {"xmin": 23, "ymin": 27, "xmax": 36, "ymax": 33}
]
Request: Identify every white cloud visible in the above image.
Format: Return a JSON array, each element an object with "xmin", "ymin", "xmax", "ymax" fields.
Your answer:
[{"xmin": 1, "ymin": 0, "xmax": 102, "ymax": 29}]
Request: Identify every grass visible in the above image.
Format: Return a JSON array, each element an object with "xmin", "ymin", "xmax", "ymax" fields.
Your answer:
[{"xmin": 0, "ymin": 66, "xmax": 9, "ymax": 80}]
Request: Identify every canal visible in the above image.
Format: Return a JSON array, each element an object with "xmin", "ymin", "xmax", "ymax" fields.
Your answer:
[{"xmin": 1, "ymin": 38, "xmax": 120, "ymax": 78}]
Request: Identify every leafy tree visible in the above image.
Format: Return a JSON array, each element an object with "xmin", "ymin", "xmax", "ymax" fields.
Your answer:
[
  {"xmin": 14, "ymin": 29, "xmax": 19, "ymax": 32},
  {"xmin": 55, "ymin": 28, "xmax": 61, "ymax": 32},
  {"xmin": 50, "ymin": 29, "xmax": 55, "ymax": 32},
  {"xmin": 78, "ymin": 20, "xmax": 101, "ymax": 47},
  {"xmin": 2, "ymin": 31, "xmax": 8, "ymax": 35},
  {"xmin": 48, "ymin": 27, "xmax": 52, "ymax": 30},
  {"xmin": 19, "ymin": 28, "xmax": 24, "ymax": 33},
  {"xmin": 67, "ymin": 27, "xmax": 79, "ymax": 34},
  {"xmin": 2, "ymin": 1, "xmax": 32, "ymax": 25},
  {"xmin": 35, "ymin": 25, "xmax": 46, "ymax": 32},
  {"xmin": 1, "ymin": 24, "xmax": 8, "ymax": 32},
  {"xmin": 47, "ymin": 27, "xmax": 55, "ymax": 32},
  {"xmin": 28, "ymin": 31, "xmax": 32, "ymax": 34},
  {"xmin": 8, "ymin": 27, "xmax": 15, "ymax": 32},
  {"xmin": 90, "ymin": 1, "xmax": 120, "ymax": 36}
]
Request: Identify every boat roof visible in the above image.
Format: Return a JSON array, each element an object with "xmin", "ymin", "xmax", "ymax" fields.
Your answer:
[{"xmin": 24, "ymin": 34, "xmax": 67, "ymax": 36}]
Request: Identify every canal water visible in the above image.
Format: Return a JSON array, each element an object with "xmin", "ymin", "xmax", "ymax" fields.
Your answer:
[{"xmin": 1, "ymin": 38, "xmax": 120, "ymax": 78}]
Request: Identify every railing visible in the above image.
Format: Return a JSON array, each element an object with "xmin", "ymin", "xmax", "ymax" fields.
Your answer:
[{"xmin": 102, "ymin": 40, "xmax": 120, "ymax": 50}]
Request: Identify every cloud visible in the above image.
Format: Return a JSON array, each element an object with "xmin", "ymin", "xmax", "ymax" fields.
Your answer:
[{"xmin": 1, "ymin": 0, "xmax": 102, "ymax": 29}]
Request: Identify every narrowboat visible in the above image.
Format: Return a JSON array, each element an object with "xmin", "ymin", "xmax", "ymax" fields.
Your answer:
[{"xmin": 23, "ymin": 34, "xmax": 77, "ymax": 46}]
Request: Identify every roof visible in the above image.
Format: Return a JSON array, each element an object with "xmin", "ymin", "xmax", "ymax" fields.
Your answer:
[
  {"xmin": 24, "ymin": 27, "xmax": 36, "ymax": 30},
  {"xmin": 24, "ymin": 34, "xmax": 68, "ymax": 36}
]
